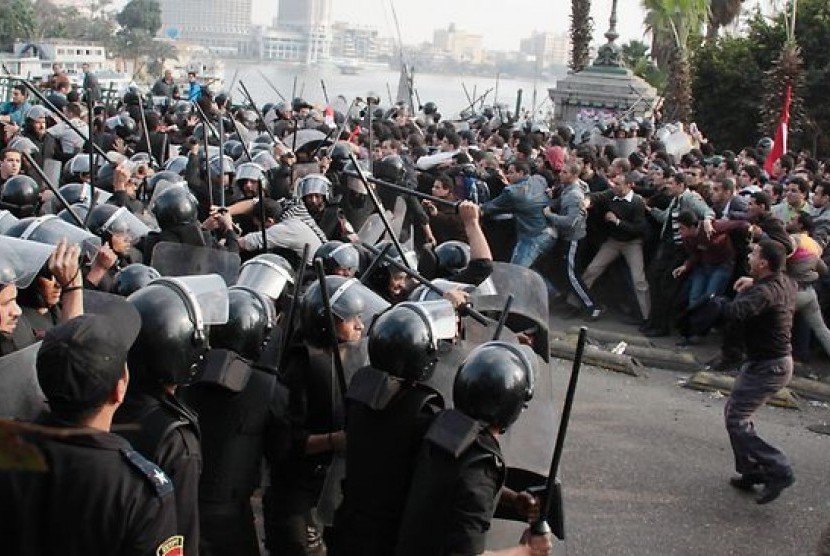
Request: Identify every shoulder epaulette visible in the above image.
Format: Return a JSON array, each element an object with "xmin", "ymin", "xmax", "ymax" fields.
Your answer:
[
  {"xmin": 424, "ymin": 408, "xmax": 482, "ymax": 459},
  {"xmin": 120, "ymin": 448, "xmax": 174, "ymax": 497}
]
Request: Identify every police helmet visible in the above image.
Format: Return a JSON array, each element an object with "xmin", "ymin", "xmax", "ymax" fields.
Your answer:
[
  {"xmin": 127, "ymin": 275, "xmax": 229, "ymax": 385},
  {"xmin": 367, "ymin": 301, "xmax": 455, "ymax": 383},
  {"xmin": 164, "ymin": 155, "xmax": 189, "ymax": 176},
  {"xmin": 422, "ymin": 102, "xmax": 438, "ymax": 115},
  {"xmin": 223, "ymin": 139, "xmax": 245, "ymax": 161},
  {"xmin": 112, "ymin": 263, "xmax": 161, "ymax": 297},
  {"xmin": 208, "ymin": 154, "xmax": 235, "ymax": 177},
  {"xmin": 292, "ymin": 97, "xmax": 312, "ymax": 112},
  {"xmin": 56, "ymin": 203, "xmax": 90, "ymax": 227},
  {"xmin": 299, "ymin": 276, "xmax": 389, "ymax": 349},
  {"xmin": 145, "ymin": 171, "xmax": 183, "ymax": 201},
  {"xmin": 236, "ymin": 253, "xmax": 295, "ymax": 301},
  {"xmin": 373, "ymin": 154, "xmax": 405, "ymax": 183},
  {"xmin": 315, "ymin": 240, "xmax": 360, "ymax": 276},
  {"xmin": 0, "ymin": 175, "xmax": 39, "ymax": 218},
  {"xmin": 434, "ymin": 240, "xmax": 471, "ymax": 277},
  {"xmin": 234, "ymin": 162, "xmax": 268, "ymax": 192},
  {"xmin": 151, "ymin": 185, "xmax": 198, "ymax": 229},
  {"xmin": 95, "ymin": 162, "xmax": 117, "ymax": 191},
  {"xmin": 211, "ymin": 287, "xmax": 276, "ymax": 360},
  {"xmin": 297, "ymin": 174, "xmax": 331, "ymax": 199},
  {"xmin": 453, "ymin": 341, "xmax": 535, "ymax": 431}
]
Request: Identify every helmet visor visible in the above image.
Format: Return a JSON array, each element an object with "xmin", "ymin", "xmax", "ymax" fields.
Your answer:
[
  {"xmin": 0, "ymin": 236, "xmax": 55, "ymax": 288},
  {"xmin": 154, "ymin": 274, "xmax": 229, "ymax": 327},
  {"xmin": 19, "ymin": 215, "xmax": 101, "ymax": 260},
  {"xmin": 328, "ymin": 277, "xmax": 390, "ymax": 325},
  {"xmin": 398, "ymin": 299, "xmax": 457, "ymax": 343},
  {"xmin": 0, "ymin": 210, "xmax": 20, "ymax": 235},
  {"xmin": 102, "ymin": 207, "xmax": 151, "ymax": 243},
  {"xmin": 237, "ymin": 256, "xmax": 294, "ymax": 301}
]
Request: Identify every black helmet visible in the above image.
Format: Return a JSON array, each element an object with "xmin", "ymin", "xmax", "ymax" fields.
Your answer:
[
  {"xmin": 757, "ymin": 137, "xmax": 774, "ymax": 153},
  {"xmin": 434, "ymin": 240, "xmax": 471, "ymax": 277},
  {"xmin": 315, "ymin": 240, "xmax": 360, "ymax": 276},
  {"xmin": 95, "ymin": 162, "xmax": 117, "ymax": 191},
  {"xmin": 299, "ymin": 276, "xmax": 389, "ymax": 349},
  {"xmin": 0, "ymin": 175, "xmax": 39, "ymax": 218},
  {"xmin": 453, "ymin": 341, "xmax": 535, "ymax": 431},
  {"xmin": 112, "ymin": 263, "xmax": 161, "ymax": 297},
  {"xmin": 127, "ymin": 275, "xmax": 229, "ymax": 385},
  {"xmin": 211, "ymin": 287, "xmax": 276, "ymax": 360},
  {"xmin": 373, "ymin": 154, "xmax": 405, "ymax": 183},
  {"xmin": 86, "ymin": 204, "xmax": 150, "ymax": 243},
  {"xmin": 423, "ymin": 102, "xmax": 438, "ymax": 115},
  {"xmin": 152, "ymin": 186, "xmax": 198, "ymax": 229},
  {"xmin": 57, "ymin": 183, "xmax": 107, "ymax": 207},
  {"xmin": 164, "ymin": 155, "xmax": 189, "ymax": 176},
  {"xmin": 145, "ymin": 170, "xmax": 184, "ymax": 202},
  {"xmin": 223, "ymin": 139, "xmax": 245, "ymax": 161},
  {"xmin": 329, "ymin": 142, "xmax": 351, "ymax": 162},
  {"xmin": 292, "ymin": 97, "xmax": 312, "ymax": 112},
  {"xmin": 56, "ymin": 203, "xmax": 90, "ymax": 227},
  {"xmin": 368, "ymin": 300, "xmax": 455, "ymax": 383}
]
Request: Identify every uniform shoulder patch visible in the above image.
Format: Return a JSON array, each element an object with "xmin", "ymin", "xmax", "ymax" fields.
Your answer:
[
  {"xmin": 156, "ymin": 535, "xmax": 184, "ymax": 556},
  {"xmin": 121, "ymin": 448, "xmax": 174, "ymax": 497}
]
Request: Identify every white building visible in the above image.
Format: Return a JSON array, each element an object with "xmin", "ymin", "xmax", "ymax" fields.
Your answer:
[{"xmin": 158, "ymin": 0, "xmax": 253, "ymax": 56}]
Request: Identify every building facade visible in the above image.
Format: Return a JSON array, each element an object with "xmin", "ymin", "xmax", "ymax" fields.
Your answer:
[{"xmin": 158, "ymin": 0, "xmax": 253, "ymax": 56}]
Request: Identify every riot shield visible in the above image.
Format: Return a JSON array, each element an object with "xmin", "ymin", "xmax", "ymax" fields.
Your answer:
[
  {"xmin": 0, "ymin": 341, "xmax": 46, "ymax": 420},
  {"xmin": 0, "ymin": 210, "xmax": 18, "ymax": 234},
  {"xmin": 150, "ymin": 241, "xmax": 241, "ymax": 286},
  {"xmin": 497, "ymin": 353, "xmax": 556, "ymax": 494},
  {"xmin": 472, "ymin": 262, "xmax": 550, "ymax": 362}
]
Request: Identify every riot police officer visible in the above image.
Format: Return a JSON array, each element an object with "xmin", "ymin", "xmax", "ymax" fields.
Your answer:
[
  {"xmin": 264, "ymin": 276, "xmax": 387, "ymax": 556},
  {"xmin": 115, "ymin": 274, "xmax": 230, "ymax": 556},
  {"xmin": 332, "ymin": 300, "xmax": 456, "ymax": 555},
  {"xmin": 181, "ymin": 286, "xmax": 292, "ymax": 555},
  {"xmin": 297, "ymin": 173, "xmax": 355, "ymax": 242},
  {"xmin": 395, "ymin": 341, "xmax": 553, "ymax": 556}
]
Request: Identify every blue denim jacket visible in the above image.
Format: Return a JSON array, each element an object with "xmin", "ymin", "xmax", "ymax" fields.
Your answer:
[{"xmin": 482, "ymin": 175, "xmax": 549, "ymax": 241}]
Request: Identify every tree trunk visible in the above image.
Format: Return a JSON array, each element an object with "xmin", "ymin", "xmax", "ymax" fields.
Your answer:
[
  {"xmin": 664, "ymin": 45, "xmax": 693, "ymax": 123},
  {"xmin": 569, "ymin": 0, "xmax": 592, "ymax": 72}
]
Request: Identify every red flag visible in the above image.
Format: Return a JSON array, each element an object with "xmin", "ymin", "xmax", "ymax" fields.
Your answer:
[{"xmin": 764, "ymin": 84, "xmax": 792, "ymax": 177}]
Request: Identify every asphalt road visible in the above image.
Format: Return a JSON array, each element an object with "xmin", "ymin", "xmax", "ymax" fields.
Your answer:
[{"xmin": 491, "ymin": 357, "xmax": 830, "ymax": 555}]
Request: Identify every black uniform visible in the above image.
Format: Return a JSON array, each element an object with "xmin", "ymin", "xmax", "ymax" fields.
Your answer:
[
  {"xmin": 395, "ymin": 409, "xmax": 506, "ymax": 556},
  {"xmin": 0, "ymin": 415, "xmax": 179, "ymax": 556},
  {"xmin": 264, "ymin": 345, "xmax": 345, "ymax": 556},
  {"xmin": 114, "ymin": 388, "xmax": 202, "ymax": 556},
  {"xmin": 181, "ymin": 348, "xmax": 293, "ymax": 556},
  {"xmin": 333, "ymin": 366, "xmax": 444, "ymax": 555}
]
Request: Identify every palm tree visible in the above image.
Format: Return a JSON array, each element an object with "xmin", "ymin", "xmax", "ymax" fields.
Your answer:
[
  {"xmin": 570, "ymin": 0, "xmax": 593, "ymax": 72},
  {"xmin": 707, "ymin": 0, "xmax": 745, "ymax": 41},
  {"xmin": 642, "ymin": 0, "xmax": 708, "ymax": 123}
]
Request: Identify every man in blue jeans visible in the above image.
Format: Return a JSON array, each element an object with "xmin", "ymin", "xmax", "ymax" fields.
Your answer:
[
  {"xmin": 481, "ymin": 160, "xmax": 553, "ymax": 268},
  {"xmin": 716, "ymin": 240, "xmax": 797, "ymax": 504}
]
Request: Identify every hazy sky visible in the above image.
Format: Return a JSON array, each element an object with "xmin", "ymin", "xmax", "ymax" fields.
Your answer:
[{"xmin": 251, "ymin": 0, "xmax": 651, "ymax": 51}]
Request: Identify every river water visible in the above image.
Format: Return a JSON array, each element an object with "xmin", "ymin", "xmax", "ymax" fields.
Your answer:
[{"xmin": 223, "ymin": 60, "xmax": 560, "ymax": 118}]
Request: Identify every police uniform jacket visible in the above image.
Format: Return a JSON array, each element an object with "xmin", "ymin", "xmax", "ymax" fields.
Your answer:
[
  {"xmin": 395, "ymin": 410, "xmax": 506, "ymax": 556},
  {"xmin": 334, "ymin": 366, "xmax": 444, "ymax": 555},
  {"xmin": 114, "ymin": 389, "xmax": 202, "ymax": 556},
  {"xmin": 0, "ymin": 415, "xmax": 179, "ymax": 556}
]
